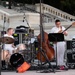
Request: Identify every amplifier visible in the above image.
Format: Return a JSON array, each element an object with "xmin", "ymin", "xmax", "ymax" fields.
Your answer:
[
  {"xmin": 66, "ymin": 41, "xmax": 75, "ymax": 49},
  {"xmin": 13, "ymin": 33, "xmax": 29, "ymax": 46},
  {"xmin": 66, "ymin": 41, "xmax": 75, "ymax": 64}
]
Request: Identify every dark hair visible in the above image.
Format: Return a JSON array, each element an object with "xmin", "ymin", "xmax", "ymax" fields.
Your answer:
[
  {"xmin": 7, "ymin": 28, "xmax": 13, "ymax": 32},
  {"xmin": 55, "ymin": 19, "xmax": 60, "ymax": 23}
]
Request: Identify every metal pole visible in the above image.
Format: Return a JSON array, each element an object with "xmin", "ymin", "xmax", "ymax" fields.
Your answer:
[
  {"xmin": 40, "ymin": 0, "xmax": 43, "ymax": 50},
  {"xmin": 0, "ymin": 47, "xmax": 1, "ymax": 71}
]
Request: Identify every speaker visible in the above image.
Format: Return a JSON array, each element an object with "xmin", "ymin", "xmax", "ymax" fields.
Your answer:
[
  {"xmin": 67, "ymin": 53, "xmax": 75, "ymax": 64},
  {"xmin": 13, "ymin": 33, "xmax": 29, "ymax": 46},
  {"xmin": 67, "ymin": 40, "xmax": 75, "ymax": 49},
  {"xmin": 13, "ymin": 33, "xmax": 19, "ymax": 46},
  {"xmin": 66, "ymin": 41, "xmax": 75, "ymax": 64}
]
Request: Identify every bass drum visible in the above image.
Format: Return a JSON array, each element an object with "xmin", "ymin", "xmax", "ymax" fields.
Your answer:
[{"xmin": 10, "ymin": 53, "xmax": 24, "ymax": 68}]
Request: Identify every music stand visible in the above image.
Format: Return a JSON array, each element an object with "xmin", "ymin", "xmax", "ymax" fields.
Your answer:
[
  {"xmin": 48, "ymin": 33, "xmax": 64, "ymax": 67},
  {"xmin": 48, "ymin": 33, "xmax": 64, "ymax": 42}
]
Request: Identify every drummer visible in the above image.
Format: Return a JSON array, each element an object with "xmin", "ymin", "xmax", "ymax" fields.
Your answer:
[
  {"xmin": 1, "ymin": 28, "xmax": 27, "ymax": 69},
  {"xmin": 3, "ymin": 28, "xmax": 15, "ymax": 54},
  {"xmin": 1, "ymin": 28, "xmax": 15, "ymax": 69},
  {"xmin": 2, "ymin": 28, "xmax": 26, "ymax": 58}
]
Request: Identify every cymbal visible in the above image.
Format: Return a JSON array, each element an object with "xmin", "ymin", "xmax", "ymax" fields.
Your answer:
[{"xmin": 0, "ymin": 37, "xmax": 15, "ymax": 44}]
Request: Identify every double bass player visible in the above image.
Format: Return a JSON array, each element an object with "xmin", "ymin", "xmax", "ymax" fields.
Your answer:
[{"xmin": 50, "ymin": 19, "xmax": 68, "ymax": 70}]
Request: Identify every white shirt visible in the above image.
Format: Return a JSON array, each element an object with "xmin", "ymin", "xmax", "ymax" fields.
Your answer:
[
  {"xmin": 4, "ymin": 34, "xmax": 14, "ymax": 39},
  {"xmin": 50, "ymin": 26, "xmax": 66, "ymax": 33},
  {"xmin": 3, "ymin": 34, "xmax": 14, "ymax": 54}
]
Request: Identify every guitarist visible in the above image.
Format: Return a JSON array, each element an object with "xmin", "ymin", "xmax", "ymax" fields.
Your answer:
[{"xmin": 50, "ymin": 19, "xmax": 68, "ymax": 70}]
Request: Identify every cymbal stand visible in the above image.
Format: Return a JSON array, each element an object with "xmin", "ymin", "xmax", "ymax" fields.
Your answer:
[
  {"xmin": 0, "ymin": 46, "xmax": 1, "ymax": 71},
  {"xmin": 22, "ymin": 12, "xmax": 34, "ymax": 63},
  {"xmin": 1, "ymin": 15, "xmax": 7, "ymax": 70}
]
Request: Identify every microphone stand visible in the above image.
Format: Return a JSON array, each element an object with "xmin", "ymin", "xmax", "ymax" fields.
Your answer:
[
  {"xmin": 23, "ymin": 12, "xmax": 34, "ymax": 63},
  {"xmin": 1, "ymin": 15, "xmax": 7, "ymax": 69},
  {"xmin": 23, "ymin": 13, "xmax": 30, "ymax": 28}
]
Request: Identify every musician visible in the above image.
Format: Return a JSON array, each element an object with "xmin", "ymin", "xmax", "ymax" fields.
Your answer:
[
  {"xmin": 1, "ymin": 28, "xmax": 15, "ymax": 69},
  {"xmin": 1, "ymin": 28, "xmax": 27, "ymax": 69},
  {"xmin": 3, "ymin": 28, "xmax": 26, "ymax": 57},
  {"xmin": 50, "ymin": 19, "xmax": 68, "ymax": 70},
  {"xmin": 3, "ymin": 28, "xmax": 15, "ymax": 54}
]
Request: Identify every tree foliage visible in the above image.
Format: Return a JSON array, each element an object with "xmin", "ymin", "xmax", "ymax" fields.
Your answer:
[
  {"xmin": 13, "ymin": 0, "xmax": 75, "ymax": 15},
  {"xmin": 60, "ymin": 0, "xmax": 75, "ymax": 15}
]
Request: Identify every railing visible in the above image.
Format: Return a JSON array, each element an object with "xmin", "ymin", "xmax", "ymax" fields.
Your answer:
[
  {"xmin": 35, "ymin": 3, "xmax": 75, "ymax": 21},
  {"xmin": 0, "ymin": 1, "xmax": 75, "ymax": 22}
]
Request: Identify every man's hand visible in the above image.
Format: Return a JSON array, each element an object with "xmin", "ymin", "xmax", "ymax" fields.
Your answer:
[{"xmin": 63, "ymin": 31, "xmax": 68, "ymax": 36}]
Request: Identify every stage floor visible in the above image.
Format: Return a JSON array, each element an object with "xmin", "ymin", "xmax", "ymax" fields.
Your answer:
[{"xmin": 1, "ymin": 69, "xmax": 75, "ymax": 75}]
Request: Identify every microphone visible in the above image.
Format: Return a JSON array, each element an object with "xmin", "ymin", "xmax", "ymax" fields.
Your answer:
[
  {"xmin": 23, "ymin": 17, "xmax": 25, "ymax": 22},
  {"xmin": 23, "ymin": 13, "xmax": 25, "ymax": 22},
  {"xmin": 23, "ymin": 20, "xmax": 24, "ymax": 22}
]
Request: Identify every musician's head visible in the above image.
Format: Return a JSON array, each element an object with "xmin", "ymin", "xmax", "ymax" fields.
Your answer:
[
  {"xmin": 7, "ymin": 28, "xmax": 14, "ymax": 35},
  {"xmin": 55, "ymin": 19, "xmax": 61, "ymax": 27}
]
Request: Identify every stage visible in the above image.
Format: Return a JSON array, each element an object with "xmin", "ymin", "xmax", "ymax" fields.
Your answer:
[{"xmin": 1, "ymin": 69, "xmax": 75, "ymax": 75}]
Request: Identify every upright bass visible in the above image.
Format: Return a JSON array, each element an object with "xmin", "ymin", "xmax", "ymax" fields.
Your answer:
[{"xmin": 37, "ymin": 26, "xmax": 55, "ymax": 62}]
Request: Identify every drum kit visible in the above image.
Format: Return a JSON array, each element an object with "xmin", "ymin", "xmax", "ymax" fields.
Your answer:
[
  {"xmin": 0, "ymin": 37, "xmax": 29, "ymax": 70},
  {"xmin": 0, "ymin": 36, "xmax": 40, "ymax": 71}
]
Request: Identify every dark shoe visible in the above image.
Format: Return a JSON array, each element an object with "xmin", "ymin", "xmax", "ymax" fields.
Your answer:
[{"xmin": 1, "ymin": 67, "xmax": 6, "ymax": 70}]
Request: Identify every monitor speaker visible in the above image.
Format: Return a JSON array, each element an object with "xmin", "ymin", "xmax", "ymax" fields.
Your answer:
[
  {"xmin": 66, "ymin": 41, "xmax": 75, "ymax": 64},
  {"xmin": 13, "ymin": 33, "xmax": 29, "ymax": 46}
]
